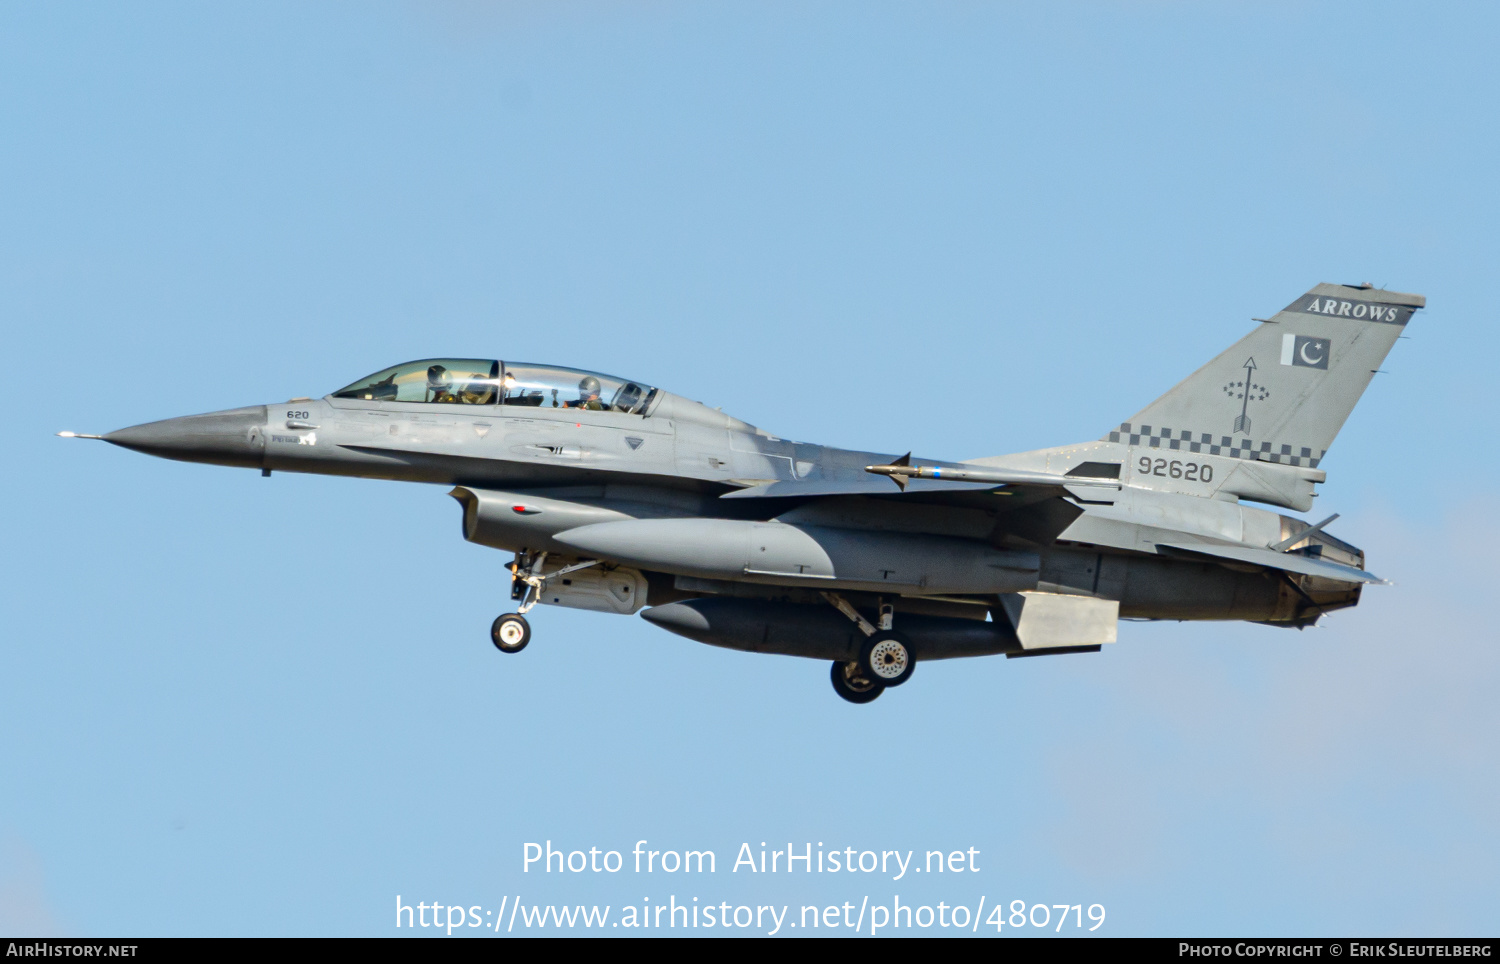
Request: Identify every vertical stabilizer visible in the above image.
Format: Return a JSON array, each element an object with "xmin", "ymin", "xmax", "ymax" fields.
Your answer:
[{"xmin": 1108, "ymin": 283, "xmax": 1424, "ymax": 469}]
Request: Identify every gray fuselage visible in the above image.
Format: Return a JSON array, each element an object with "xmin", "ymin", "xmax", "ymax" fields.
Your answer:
[{"xmin": 101, "ymin": 377, "xmax": 1361, "ymax": 657}]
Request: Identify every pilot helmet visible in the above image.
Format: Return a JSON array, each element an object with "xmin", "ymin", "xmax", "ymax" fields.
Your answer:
[
  {"xmin": 427, "ymin": 365, "xmax": 452, "ymax": 391},
  {"xmin": 578, "ymin": 376, "xmax": 602, "ymax": 399}
]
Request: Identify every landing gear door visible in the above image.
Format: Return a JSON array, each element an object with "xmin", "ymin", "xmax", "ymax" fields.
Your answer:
[{"xmin": 536, "ymin": 566, "xmax": 648, "ymax": 615}]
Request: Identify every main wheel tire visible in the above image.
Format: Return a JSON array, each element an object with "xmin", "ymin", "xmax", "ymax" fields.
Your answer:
[
  {"xmin": 860, "ymin": 631, "xmax": 915, "ymax": 686},
  {"xmin": 830, "ymin": 660, "xmax": 884, "ymax": 704},
  {"xmin": 491, "ymin": 613, "xmax": 531, "ymax": 653}
]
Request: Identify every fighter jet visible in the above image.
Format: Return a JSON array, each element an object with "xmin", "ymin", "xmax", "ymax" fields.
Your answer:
[{"xmin": 63, "ymin": 283, "xmax": 1422, "ymax": 703}]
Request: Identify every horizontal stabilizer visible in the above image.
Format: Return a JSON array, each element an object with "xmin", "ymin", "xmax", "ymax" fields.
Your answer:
[{"xmin": 1157, "ymin": 542, "xmax": 1383, "ymax": 584}]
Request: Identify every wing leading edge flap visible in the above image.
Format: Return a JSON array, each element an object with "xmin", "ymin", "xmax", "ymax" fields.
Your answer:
[
  {"xmin": 1157, "ymin": 542, "xmax": 1384, "ymax": 585},
  {"xmin": 720, "ymin": 477, "xmax": 1000, "ymax": 499}
]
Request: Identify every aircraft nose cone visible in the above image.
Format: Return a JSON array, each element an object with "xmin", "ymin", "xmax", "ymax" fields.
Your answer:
[{"xmin": 104, "ymin": 405, "xmax": 268, "ymax": 468}]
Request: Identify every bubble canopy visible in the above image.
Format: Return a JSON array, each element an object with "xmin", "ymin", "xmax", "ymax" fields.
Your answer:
[{"xmin": 331, "ymin": 359, "xmax": 657, "ymax": 414}]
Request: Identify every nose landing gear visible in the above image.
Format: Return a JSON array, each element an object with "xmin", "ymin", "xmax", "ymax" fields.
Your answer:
[
  {"xmin": 488, "ymin": 551, "xmax": 545, "ymax": 654},
  {"xmin": 489, "ymin": 551, "xmax": 604, "ymax": 654}
]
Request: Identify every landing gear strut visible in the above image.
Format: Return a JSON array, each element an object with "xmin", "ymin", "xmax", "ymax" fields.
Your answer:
[{"xmin": 821, "ymin": 592, "xmax": 916, "ymax": 702}]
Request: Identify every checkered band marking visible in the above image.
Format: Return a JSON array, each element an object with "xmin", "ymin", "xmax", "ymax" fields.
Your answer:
[{"xmin": 1104, "ymin": 423, "xmax": 1325, "ymax": 468}]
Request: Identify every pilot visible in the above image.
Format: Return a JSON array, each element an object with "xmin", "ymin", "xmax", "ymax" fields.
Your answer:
[
  {"xmin": 567, "ymin": 376, "xmax": 605, "ymax": 411},
  {"xmin": 427, "ymin": 365, "xmax": 457, "ymax": 403},
  {"xmin": 457, "ymin": 380, "xmax": 494, "ymax": 405},
  {"xmin": 471, "ymin": 370, "xmax": 512, "ymax": 406}
]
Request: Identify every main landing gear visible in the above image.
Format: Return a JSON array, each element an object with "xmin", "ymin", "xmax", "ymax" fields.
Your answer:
[
  {"xmin": 821, "ymin": 593, "xmax": 916, "ymax": 704},
  {"xmin": 489, "ymin": 550, "xmax": 602, "ymax": 655},
  {"xmin": 830, "ymin": 660, "xmax": 882, "ymax": 703}
]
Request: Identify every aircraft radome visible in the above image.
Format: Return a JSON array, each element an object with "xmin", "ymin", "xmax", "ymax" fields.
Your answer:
[{"xmin": 63, "ymin": 283, "xmax": 1422, "ymax": 703}]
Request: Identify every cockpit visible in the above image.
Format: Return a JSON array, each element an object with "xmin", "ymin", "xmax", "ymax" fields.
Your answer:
[{"xmin": 331, "ymin": 359, "xmax": 658, "ymax": 414}]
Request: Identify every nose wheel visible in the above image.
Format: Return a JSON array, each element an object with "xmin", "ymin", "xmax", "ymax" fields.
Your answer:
[{"xmin": 491, "ymin": 613, "xmax": 531, "ymax": 653}]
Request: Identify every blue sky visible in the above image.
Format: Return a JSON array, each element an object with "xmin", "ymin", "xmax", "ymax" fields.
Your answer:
[{"xmin": 2, "ymin": 1, "xmax": 1497, "ymax": 936}]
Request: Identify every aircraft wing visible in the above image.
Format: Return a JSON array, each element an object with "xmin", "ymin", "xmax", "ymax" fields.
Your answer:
[
  {"xmin": 1156, "ymin": 543, "xmax": 1384, "ymax": 584},
  {"xmin": 718, "ymin": 474, "xmax": 1089, "ymax": 547},
  {"xmin": 721, "ymin": 480, "xmax": 1381, "ymax": 583},
  {"xmin": 721, "ymin": 467, "xmax": 1115, "ymax": 501}
]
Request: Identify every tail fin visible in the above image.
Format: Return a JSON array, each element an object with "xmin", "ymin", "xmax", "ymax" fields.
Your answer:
[{"xmin": 1109, "ymin": 283, "xmax": 1424, "ymax": 470}]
